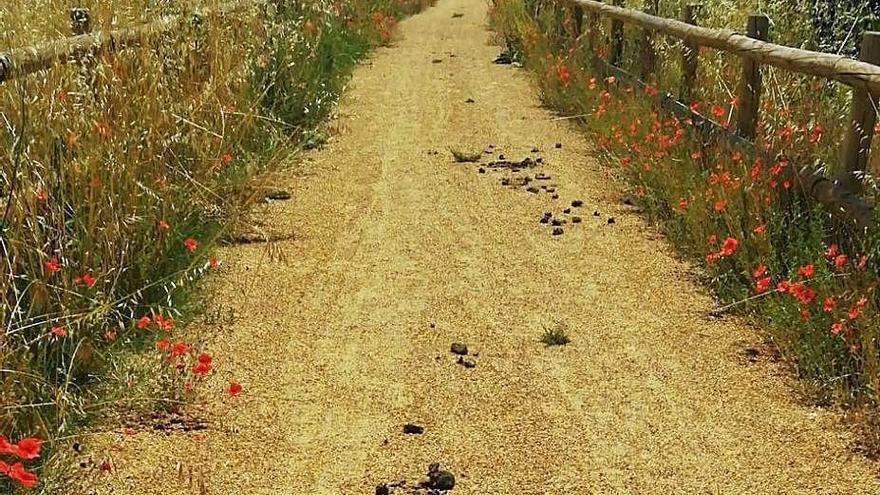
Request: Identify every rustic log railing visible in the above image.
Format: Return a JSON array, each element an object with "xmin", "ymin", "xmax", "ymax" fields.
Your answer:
[
  {"xmin": 0, "ymin": 0, "xmax": 265, "ymax": 84},
  {"xmin": 562, "ymin": 0, "xmax": 879, "ymax": 230}
]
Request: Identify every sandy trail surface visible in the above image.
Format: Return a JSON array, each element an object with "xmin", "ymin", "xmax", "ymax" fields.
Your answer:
[{"xmin": 78, "ymin": 0, "xmax": 880, "ymax": 493}]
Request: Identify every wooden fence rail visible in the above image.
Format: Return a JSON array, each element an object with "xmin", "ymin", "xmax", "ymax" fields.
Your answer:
[
  {"xmin": 563, "ymin": 0, "xmax": 879, "ymax": 230},
  {"xmin": 0, "ymin": 0, "xmax": 265, "ymax": 84}
]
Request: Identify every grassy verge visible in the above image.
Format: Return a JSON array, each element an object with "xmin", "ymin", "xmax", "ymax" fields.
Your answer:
[
  {"xmin": 0, "ymin": 0, "xmax": 431, "ymax": 491},
  {"xmin": 490, "ymin": 0, "xmax": 880, "ymax": 449}
]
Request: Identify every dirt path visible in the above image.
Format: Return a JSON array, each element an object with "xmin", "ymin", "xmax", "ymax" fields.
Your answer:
[{"xmin": 81, "ymin": 0, "xmax": 880, "ymax": 493}]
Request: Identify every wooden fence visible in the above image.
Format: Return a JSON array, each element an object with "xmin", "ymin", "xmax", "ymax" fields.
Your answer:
[
  {"xmin": 562, "ymin": 0, "xmax": 879, "ymax": 230},
  {"xmin": 0, "ymin": 0, "xmax": 265, "ymax": 84}
]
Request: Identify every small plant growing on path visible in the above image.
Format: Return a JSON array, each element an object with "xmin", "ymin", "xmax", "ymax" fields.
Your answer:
[{"xmin": 541, "ymin": 322, "xmax": 570, "ymax": 346}]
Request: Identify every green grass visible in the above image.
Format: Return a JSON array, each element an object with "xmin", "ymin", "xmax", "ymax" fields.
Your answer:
[
  {"xmin": 0, "ymin": 0, "xmax": 432, "ymax": 491},
  {"xmin": 541, "ymin": 322, "xmax": 571, "ymax": 346}
]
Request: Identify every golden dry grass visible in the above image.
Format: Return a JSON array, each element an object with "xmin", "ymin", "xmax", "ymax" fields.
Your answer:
[{"xmin": 68, "ymin": 0, "xmax": 880, "ymax": 493}]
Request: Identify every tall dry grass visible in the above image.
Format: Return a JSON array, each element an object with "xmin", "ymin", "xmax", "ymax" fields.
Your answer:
[{"xmin": 0, "ymin": 0, "xmax": 430, "ymax": 490}]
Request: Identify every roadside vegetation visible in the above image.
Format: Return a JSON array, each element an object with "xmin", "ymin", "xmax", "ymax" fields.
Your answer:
[
  {"xmin": 0, "ymin": 0, "xmax": 430, "ymax": 491},
  {"xmin": 490, "ymin": 0, "xmax": 880, "ymax": 449}
]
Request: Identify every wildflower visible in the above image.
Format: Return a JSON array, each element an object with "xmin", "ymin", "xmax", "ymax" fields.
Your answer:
[
  {"xmin": 6, "ymin": 462, "xmax": 38, "ymax": 488},
  {"xmin": 731, "ymin": 151, "xmax": 742, "ymax": 162},
  {"xmin": 644, "ymin": 84, "xmax": 658, "ymax": 96},
  {"xmin": 184, "ymin": 381, "xmax": 195, "ymax": 391},
  {"xmin": 678, "ymin": 198, "xmax": 688, "ymax": 210},
  {"xmin": 158, "ymin": 220, "xmax": 170, "ymax": 232},
  {"xmin": 35, "ymin": 190, "xmax": 49, "ymax": 202},
  {"xmin": 797, "ymin": 264, "xmax": 814, "ymax": 278},
  {"xmin": 104, "ymin": 328, "xmax": 117, "ymax": 342},
  {"xmin": 605, "ymin": 76, "xmax": 616, "ymax": 84},
  {"xmin": 848, "ymin": 304, "xmax": 862, "ymax": 320},
  {"xmin": 688, "ymin": 101, "xmax": 700, "ymax": 113},
  {"xmin": 857, "ymin": 255, "xmax": 868, "ymax": 270},
  {"xmin": 834, "ymin": 254, "xmax": 847, "ymax": 268},
  {"xmin": 713, "ymin": 199, "xmax": 726, "ymax": 212},
  {"xmin": 44, "ymin": 258, "xmax": 60, "ymax": 274},
  {"xmin": 136, "ymin": 316, "xmax": 151, "ymax": 330},
  {"xmin": 197, "ymin": 352, "xmax": 213, "ymax": 366},
  {"xmin": 823, "ymin": 297, "xmax": 836, "ymax": 312},
  {"xmin": 753, "ymin": 263, "xmax": 767, "ymax": 279},
  {"xmin": 753, "ymin": 223, "xmax": 766, "ymax": 235},
  {"xmin": 824, "ymin": 244, "xmax": 838, "ymax": 259},
  {"xmin": 720, "ymin": 237, "xmax": 738, "ymax": 256},
  {"xmin": 221, "ymin": 153, "xmax": 233, "ymax": 164},
  {"xmin": 154, "ymin": 314, "xmax": 174, "ymax": 331},
  {"xmin": 777, "ymin": 280, "xmax": 791, "ymax": 293},
  {"xmin": 192, "ymin": 361, "xmax": 211, "ymax": 376},
  {"xmin": 809, "ymin": 123, "xmax": 823, "ymax": 144},
  {"xmin": 156, "ymin": 338, "xmax": 170, "ymax": 352},
  {"xmin": 169, "ymin": 341, "xmax": 189, "ymax": 359},
  {"xmin": 708, "ymin": 234, "xmax": 718, "ymax": 245},
  {"xmin": 209, "ymin": 257, "xmax": 219, "ymax": 269},
  {"xmin": 831, "ymin": 321, "xmax": 845, "ymax": 335},
  {"xmin": 789, "ymin": 282, "xmax": 816, "ymax": 305},
  {"xmin": 184, "ymin": 237, "xmax": 198, "ymax": 252},
  {"xmin": 711, "ymin": 104, "xmax": 725, "ymax": 119},
  {"xmin": 227, "ymin": 381, "xmax": 243, "ymax": 397},
  {"xmin": 50, "ymin": 325, "xmax": 66, "ymax": 337},
  {"xmin": 755, "ymin": 276, "xmax": 772, "ymax": 293},
  {"xmin": 75, "ymin": 273, "xmax": 97, "ymax": 287},
  {"xmin": 13, "ymin": 438, "xmax": 42, "ymax": 460},
  {"xmin": 556, "ymin": 65, "xmax": 571, "ymax": 86}
]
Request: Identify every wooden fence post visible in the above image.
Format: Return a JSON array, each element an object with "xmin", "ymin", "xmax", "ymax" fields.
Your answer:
[
  {"xmin": 70, "ymin": 7, "xmax": 91, "ymax": 35},
  {"xmin": 639, "ymin": 0, "xmax": 658, "ymax": 79},
  {"xmin": 735, "ymin": 14, "xmax": 769, "ymax": 139},
  {"xmin": 609, "ymin": 0, "xmax": 624, "ymax": 66},
  {"xmin": 572, "ymin": 5, "xmax": 584, "ymax": 38},
  {"xmin": 679, "ymin": 4, "xmax": 701, "ymax": 103},
  {"xmin": 840, "ymin": 31, "xmax": 880, "ymax": 193}
]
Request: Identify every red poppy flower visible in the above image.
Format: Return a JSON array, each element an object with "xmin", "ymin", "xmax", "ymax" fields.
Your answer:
[
  {"xmin": 834, "ymin": 254, "xmax": 848, "ymax": 268},
  {"xmin": 35, "ymin": 190, "xmax": 49, "ymax": 202},
  {"xmin": 753, "ymin": 263, "xmax": 767, "ymax": 279},
  {"xmin": 689, "ymin": 101, "xmax": 700, "ymax": 113},
  {"xmin": 184, "ymin": 238, "xmax": 198, "ymax": 252},
  {"xmin": 44, "ymin": 258, "xmax": 60, "ymax": 274},
  {"xmin": 136, "ymin": 316, "xmax": 151, "ymax": 330},
  {"xmin": 823, "ymin": 297, "xmax": 836, "ymax": 312},
  {"xmin": 711, "ymin": 104, "xmax": 725, "ymax": 119},
  {"xmin": 848, "ymin": 305, "xmax": 862, "ymax": 320},
  {"xmin": 831, "ymin": 321, "xmax": 845, "ymax": 335},
  {"xmin": 192, "ymin": 361, "xmax": 211, "ymax": 376},
  {"xmin": 209, "ymin": 257, "xmax": 219, "ymax": 269},
  {"xmin": 158, "ymin": 220, "xmax": 170, "ymax": 232},
  {"xmin": 7, "ymin": 462, "xmax": 38, "ymax": 488},
  {"xmin": 753, "ymin": 223, "xmax": 767, "ymax": 235},
  {"xmin": 825, "ymin": 244, "xmax": 838, "ymax": 259},
  {"xmin": 755, "ymin": 276, "xmax": 771, "ymax": 293},
  {"xmin": 678, "ymin": 198, "xmax": 688, "ymax": 210},
  {"xmin": 0, "ymin": 436, "xmax": 14, "ymax": 455},
  {"xmin": 197, "ymin": 352, "xmax": 212, "ymax": 365},
  {"xmin": 170, "ymin": 341, "xmax": 190, "ymax": 359},
  {"xmin": 156, "ymin": 338, "xmax": 170, "ymax": 352},
  {"xmin": 708, "ymin": 234, "xmax": 718, "ymax": 245},
  {"xmin": 797, "ymin": 264, "xmax": 814, "ymax": 278},
  {"xmin": 720, "ymin": 237, "xmax": 738, "ymax": 256},
  {"xmin": 227, "ymin": 381, "xmax": 243, "ymax": 397},
  {"xmin": 50, "ymin": 326, "xmax": 66, "ymax": 337},
  {"xmin": 713, "ymin": 199, "xmax": 726, "ymax": 212},
  {"xmin": 14, "ymin": 438, "xmax": 42, "ymax": 460},
  {"xmin": 789, "ymin": 282, "xmax": 816, "ymax": 305},
  {"xmin": 221, "ymin": 153, "xmax": 233, "ymax": 164},
  {"xmin": 76, "ymin": 273, "xmax": 97, "ymax": 287},
  {"xmin": 777, "ymin": 280, "xmax": 791, "ymax": 293}
]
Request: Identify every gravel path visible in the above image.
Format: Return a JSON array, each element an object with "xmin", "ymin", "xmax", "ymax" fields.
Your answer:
[{"xmin": 81, "ymin": 0, "xmax": 880, "ymax": 493}]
